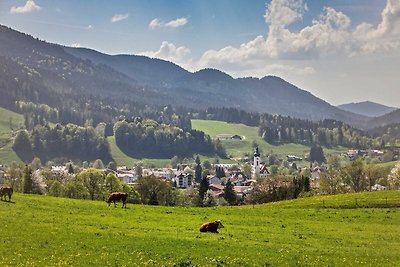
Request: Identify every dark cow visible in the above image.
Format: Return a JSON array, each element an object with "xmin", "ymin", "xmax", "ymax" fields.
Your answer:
[
  {"xmin": 0, "ymin": 186, "xmax": 13, "ymax": 202},
  {"xmin": 199, "ymin": 220, "xmax": 224, "ymax": 233},
  {"xmin": 107, "ymin": 192, "xmax": 128, "ymax": 208}
]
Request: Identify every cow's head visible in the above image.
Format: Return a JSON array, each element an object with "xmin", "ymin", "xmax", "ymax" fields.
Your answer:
[{"xmin": 215, "ymin": 220, "xmax": 224, "ymax": 229}]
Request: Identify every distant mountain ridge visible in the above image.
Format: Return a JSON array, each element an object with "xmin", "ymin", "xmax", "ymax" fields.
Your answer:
[
  {"xmin": 338, "ymin": 101, "xmax": 397, "ymax": 118},
  {"xmin": 368, "ymin": 109, "xmax": 400, "ymax": 128},
  {"xmin": 0, "ymin": 24, "xmax": 372, "ymax": 126}
]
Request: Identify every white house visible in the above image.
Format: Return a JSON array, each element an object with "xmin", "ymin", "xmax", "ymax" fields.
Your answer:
[{"xmin": 174, "ymin": 172, "xmax": 194, "ymax": 188}]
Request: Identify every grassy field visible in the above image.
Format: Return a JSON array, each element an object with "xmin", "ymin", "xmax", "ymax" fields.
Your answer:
[
  {"xmin": 192, "ymin": 119, "xmax": 346, "ymax": 160},
  {"xmin": 1, "ymin": 191, "xmax": 399, "ymax": 266},
  {"xmin": 0, "ymin": 107, "xmax": 24, "ymax": 164}
]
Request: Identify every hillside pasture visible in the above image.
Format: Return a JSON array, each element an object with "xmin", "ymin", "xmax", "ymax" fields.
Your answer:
[
  {"xmin": 0, "ymin": 107, "xmax": 24, "ymax": 164},
  {"xmin": 191, "ymin": 119, "xmax": 346, "ymax": 161},
  {"xmin": 1, "ymin": 191, "xmax": 399, "ymax": 266}
]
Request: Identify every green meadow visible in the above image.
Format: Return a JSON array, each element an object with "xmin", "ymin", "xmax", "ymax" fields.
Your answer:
[
  {"xmin": 191, "ymin": 119, "xmax": 346, "ymax": 159},
  {"xmin": 0, "ymin": 107, "xmax": 24, "ymax": 164},
  {"xmin": 1, "ymin": 191, "xmax": 399, "ymax": 266}
]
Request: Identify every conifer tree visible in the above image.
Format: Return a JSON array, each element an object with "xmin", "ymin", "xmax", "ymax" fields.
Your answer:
[
  {"xmin": 199, "ymin": 174, "xmax": 209, "ymax": 202},
  {"xmin": 195, "ymin": 156, "xmax": 202, "ymax": 183},
  {"xmin": 224, "ymin": 179, "xmax": 237, "ymax": 205},
  {"xmin": 23, "ymin": 165, "xmax": 33, "ymax": 194}
]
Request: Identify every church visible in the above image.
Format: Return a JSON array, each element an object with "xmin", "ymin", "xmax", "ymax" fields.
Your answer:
[{"xmin": 252, "ymin": 146, "xmax": 269, "ymax": 178}]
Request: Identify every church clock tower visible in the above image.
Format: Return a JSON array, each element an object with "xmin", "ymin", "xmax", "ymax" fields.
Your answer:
[{"xmin": 253, "ymin": 146, "xmax": 260, "ymax": 178}]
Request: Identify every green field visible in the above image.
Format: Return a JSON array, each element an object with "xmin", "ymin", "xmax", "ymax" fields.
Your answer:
[
  {"xmin": 1, "ymin": 191, "xmax": 399, "ymax": 266},
  {"xmin": 192, "ymin": 119, "xmax": 346, "ymax": 160},
  {"xmin": 0, "ymin": 107, "xmax": 24, "ymax": 164}
]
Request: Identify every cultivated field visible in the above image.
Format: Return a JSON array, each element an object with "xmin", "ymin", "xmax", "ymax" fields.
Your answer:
[{"xmin": 1, "ymin": 191, "xmax": 399, "ymax": 266}]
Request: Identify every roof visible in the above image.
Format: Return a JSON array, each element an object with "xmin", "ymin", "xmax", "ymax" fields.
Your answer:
[{"xmin": 209, "ymin": 184, "xmax": 224, "ymax": 190}]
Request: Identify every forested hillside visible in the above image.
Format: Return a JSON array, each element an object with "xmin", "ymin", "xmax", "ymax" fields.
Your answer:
[{"xmin": 0, "ymin": 24, "xmax": 399, "ymax": 164}]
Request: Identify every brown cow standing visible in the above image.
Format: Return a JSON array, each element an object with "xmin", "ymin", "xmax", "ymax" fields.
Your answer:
[
  {"xmin": 0, "ymin": 186, "xmax": 13, "ymax": 202},
  {"xmin": 200, "ymin": 220, "xmax": 224, "ymax": 233},
  {"xmin": 107, "ymin": 192, "xmax": 128, "ymax": 208}
]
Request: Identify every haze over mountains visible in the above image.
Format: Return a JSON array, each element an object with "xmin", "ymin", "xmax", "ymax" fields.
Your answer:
[
  {"xmin": 1, "ymin": 25, "xmax": 399, "ymax": 129},
  {"xmin": 338, "ymin": 101, "xmax": 397, "ymax": 118}
]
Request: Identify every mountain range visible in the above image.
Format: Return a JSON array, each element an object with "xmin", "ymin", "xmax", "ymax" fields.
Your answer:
[
  {"xmin": 1, "ymin": 24, "xmax": 399, "ymax": 129},
  {"xmin": 337, "ymin": 101, "xmax": 397, "ymax": 118}
]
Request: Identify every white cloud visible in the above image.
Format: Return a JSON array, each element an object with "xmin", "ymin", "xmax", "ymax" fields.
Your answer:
[
  {"xmin": 149, "ymin": 17, "xmax": 188, "ymax": 29},
  {"xmin": 140, "ymin": 41, "xmax": 191, "ymax": 63},
  {"xmin": 195, "ymin": 0, "xmax": 400, "ymax": 70},
  {"xmin": 86, "ymin": 25, "xmax": 94, "ymax": 30},
  {"xmin": 111, "ymin": 14, "xmax": 129, "ymax": 23},
  {"xmin": 264, "ymin": 0, "xmax": 308, "ymax": 26},
  {"xmin": 10, "ymin": 0, "xmax": 41, "ymax": 14},
  {"xmin": 71, "ymin": 43, "xmax": 81, "ymax": 48}
]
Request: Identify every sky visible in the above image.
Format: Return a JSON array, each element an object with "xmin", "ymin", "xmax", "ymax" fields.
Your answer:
[{"xmin": 0, "ymin": 0, "xmax": 399, "ymax": 107}]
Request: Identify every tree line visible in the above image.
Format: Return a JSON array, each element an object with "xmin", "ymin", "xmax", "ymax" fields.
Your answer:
[
  {"xmin": 12, "ymin": 123, "xmax": 112, "ymax": 163},
  {"xmin": 113, "ymin": 118, "xmax": 226, "ymax": 158}
]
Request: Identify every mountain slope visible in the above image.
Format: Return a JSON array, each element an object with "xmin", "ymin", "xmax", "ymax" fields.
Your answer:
[
  {"xmin": 338, "ymin": 101, "xmax": 396, "ymax": 117},
  {"xmin": 0, "ymin": 24, "xmax": 367, "ymax": 125},
  {"xmin": 66, "ymin": 45, "xmax": 367, "ymax": 124},
  {"xmin": 367, "ymin": 109, "xmax": 400, "ymax": 129}
]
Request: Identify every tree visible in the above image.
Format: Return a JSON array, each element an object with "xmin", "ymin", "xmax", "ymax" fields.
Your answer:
[
  {"xmin": 202, "ymin": 160, "xmax": 212, "ymax": 171},
  {"xmin": 319, "ymin": 169, "xmax": 342, "ymax": 195},
  {"xmin": 309, "ymin": 145, "xmax": 326, "ymax": 164},
  {"xmin": 340, "ymin": 159, "xmax": 366, "ymax": 192},
  {"xmin": 135, "ymin": 164, "xmax": 143, "ymax": 179},
  {"xmin": 67, "ymin": 163, "xmax": 74, "ymax": 174},
  {"xmin": 13, "ymin": 130, "xmax": 33, "ymax": 161},
  {"xmin": 107, "ymin": 161, "xmax": 117, "ymax": 171},
  {"xmin": 241, "ymin": 163, "xmax": 252, "ymax": 179},
  {"xmin": 387, "ymin": 164, "xmax": 400, "ymax": 189},
  {"xmin": 215, "ymin": 166, "xmax": 225, "ymax": 178},
  {"xmin": 202, "ymin": 189, "xmax": 217, "ymax": 207},
  {"xmin": 135, "ymin": 175, "xmax": 173, "ymax": 205},
  {"xmin": 105, "ymin": 172, "xmax": 121, "ymax": 193},
  {"xmin": 77, "ymin": 168, "xmax": 105, "ymax": 200},
  {"xmin": 327, "ymin": 154, "xmax": 341, "ymax": 170},
  {"xmin": 48, "ymin": 180, "xmax": 64, "ymax": 197},
  {"xmin": 170, "ymin": 156, "xmax": 179, "ymax": 168},
  {"xmin": 199, "ymin": 174, "xmax": 209, "ymax": 203},
  {"xmin": 31, "ymin": 157, "xmax": 42, "ymax": 171},
  {"xmin": 148, "ymin": 190, "xmax": 159, "ymax": 205},
  {"xmin": 22, "ymin": 165, "xmax": 33, "ymax": 194},
  {"xmin": 224, "ymin": 179, "xmax": 237, "ymax": 205},
  {"xmin": 270, "ymin": 165, "xmax": 279, "ymax": 176},
  {"xmin": 64, "ymin": 176, "xmax": 90, "ymax": 199},
  {"xmin": 195, "ymin": 156, "xmax": 202, "ymax": 183},
  {"xmin": 92, "ymin": 159, "xmax": 104, "ymax": 169}
]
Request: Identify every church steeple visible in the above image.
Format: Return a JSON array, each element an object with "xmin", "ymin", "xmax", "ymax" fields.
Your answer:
[{"xmin": 253, "ymin": 146, "xmax": 260, "ymax": 178}]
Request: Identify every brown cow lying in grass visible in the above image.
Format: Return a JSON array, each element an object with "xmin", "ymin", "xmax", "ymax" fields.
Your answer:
[
  {"xmin": 107, "ymin": 192, "xmax": 128, "ymax": 208},
  {"xmin": 200, "ymin": 220, "xmax": 224, "ymax": 233},
  {"xmin": 0, "ymin": 186, "xmax": 13, "ymax": 202}
]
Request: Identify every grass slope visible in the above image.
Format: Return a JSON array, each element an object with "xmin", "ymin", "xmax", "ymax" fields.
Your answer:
[
  {"xmin": 192, "ymin": 119, "xmax": 346, "ymax": 160},
  {"xmin": 0, "ymin": 107, "xmax": 24, "ymax": 164},
  {"xmin": 1, "ymin": 191, "xmax": 399, "ymax": 266}
]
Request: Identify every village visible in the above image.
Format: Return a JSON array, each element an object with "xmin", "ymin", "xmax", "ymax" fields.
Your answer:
[{"xmin": 1, "ymin": 145, "xmax": 393, "ymax": 206}]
